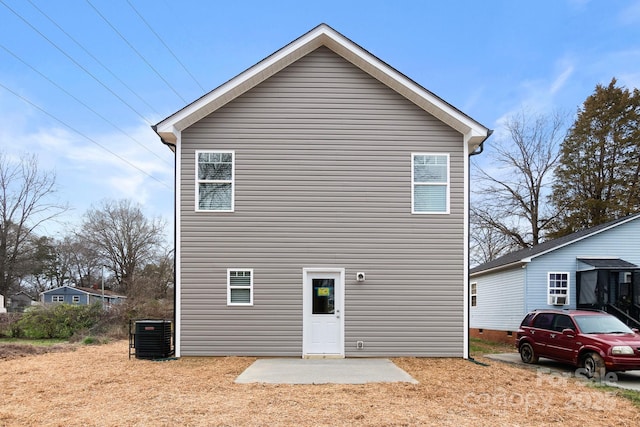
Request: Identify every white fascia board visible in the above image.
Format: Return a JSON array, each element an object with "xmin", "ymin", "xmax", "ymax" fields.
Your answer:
[
  {"xmin": 154, "ymin": 25, "xmax": 329, "ymax": 137},
  {"xmin": 322, "ymin": 32, "xmax": 489, "ymax": 151},
  {"xmin": 154, "ymin": 24, "xmax": 489, "ymax": 148},
  {"xmin": 469, "ymin": 261, "xmax": 528, "ymax": 278}
]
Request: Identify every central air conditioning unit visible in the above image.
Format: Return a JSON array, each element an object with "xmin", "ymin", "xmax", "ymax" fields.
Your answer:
[
  {"xmin": 129, "ymin": 319, "xmax": 173, "ymax": 359},
  {"xmin": 550, "ymin": 295, "xmax": 567, "ymax": 306}
]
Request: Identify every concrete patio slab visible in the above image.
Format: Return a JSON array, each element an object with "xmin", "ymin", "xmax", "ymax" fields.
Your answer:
[{"xmin": 235, "ymin": 358, "xmax": 419, "ymax": 385}]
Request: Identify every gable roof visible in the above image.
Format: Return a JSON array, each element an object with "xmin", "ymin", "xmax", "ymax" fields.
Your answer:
[
  {"xmin": 40, "ymin": 285, "xmax": 126, "ymax": 299},
  {"xmin": 153, "ymin": 23, "xmax": 491, "ymax": 152},
  {"xmin": 470, "ymin": 212, "xmax": 640, "ymax": 276},
  {"xmin": 9, "ymin": 291, "xmax": 35, "ymax": 301}
]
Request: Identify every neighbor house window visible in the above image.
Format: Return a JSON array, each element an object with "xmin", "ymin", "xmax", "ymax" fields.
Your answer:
[
  {"xmin": 471, "ymin": 282, "xmax": 477, "ymax": 307},
  {"xmin": 72, "ymin": 295, "xmax": 80, "ymax": 303},
  {"xmin": 548, "ymin": 272, "xmax": 569, "ymax": 305},
  {"xmin": 228, "ymin": 269, "xmax": 253, "ymax": 306},
  {"xmin": 412, "ymin": 153, "xmax": 449, "ymax": 214},
  {"xmin": 52, "ymin": 295, "xmax": 64, "ymax": 303},
  {"xmin": 197, "ymin": 151, "xmax": 234, "ymax": 211}
]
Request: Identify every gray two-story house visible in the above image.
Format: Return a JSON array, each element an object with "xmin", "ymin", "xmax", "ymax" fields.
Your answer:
[{"xmin": 153, "ymin": 24, "xmax": 491, "ymax": 358}]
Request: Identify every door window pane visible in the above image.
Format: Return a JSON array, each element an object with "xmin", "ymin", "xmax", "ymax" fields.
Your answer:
[{"xmin": 312, "ymin": 279, "xmax": 335, "ymax": 314}]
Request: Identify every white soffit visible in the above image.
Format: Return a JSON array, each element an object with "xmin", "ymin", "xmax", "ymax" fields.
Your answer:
[{"xmin": 154, "ymin": 24, "xmax": 489, "ymax": 149}]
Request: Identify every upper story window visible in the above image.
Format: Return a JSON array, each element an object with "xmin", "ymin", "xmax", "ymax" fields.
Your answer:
[
  {"xmin": 52, "ymin": 295, "xmax": 64, "ymax": 303},
  {"xmin": 197, "ymin": 151, "xmax": 234, "ymax": 212},
  {"xmin": 412, "ymin": 153, "xmax": 449, "ymax": 214},
  {"xmin": 72, "ymin": 295, "xmax": 80, "ymax": 303}
]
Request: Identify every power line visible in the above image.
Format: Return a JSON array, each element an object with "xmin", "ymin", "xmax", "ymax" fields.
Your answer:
[
  {"xmin": 85, "ymin": 0, "xmax": 188, "ymax": 104},
  {"xmin": 25, "ymin": 0, "xmax": 163, "ymax": 118},
  {"xmin": 126, "ymin": 0, "xmax": 206, "ymax": 93},
  {"xmin": 0, "ymin": 0, "xmax": 155, "ymax": 125},
  {"xmin": 0, "ymin": 43, "xmax": 171, "ymax": 166},
  {"xmin": 0, "ymin": 81, "xmax": 172, "ymax": 190}
]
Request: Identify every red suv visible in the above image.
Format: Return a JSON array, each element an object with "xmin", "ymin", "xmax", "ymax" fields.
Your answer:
[{"xmin": 516, "ymin": 309, "xmax": 640, "ymax": 377}]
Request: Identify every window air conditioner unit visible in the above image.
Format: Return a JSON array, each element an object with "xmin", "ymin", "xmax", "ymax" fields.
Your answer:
[{"xmin": 550, "ymin": 295, "xmax": 567, "ymax": 306}]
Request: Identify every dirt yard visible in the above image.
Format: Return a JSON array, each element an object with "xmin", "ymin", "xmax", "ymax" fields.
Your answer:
[{"xmin": 1, "ymin": 341, "xmax": 639, "ymax": 426}]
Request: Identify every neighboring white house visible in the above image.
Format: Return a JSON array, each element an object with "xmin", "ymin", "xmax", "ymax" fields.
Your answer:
[
  {"xmin": 470, "ymin": 213, "xmax": 640, "ymax": 343},
  {"xmin": 153, "ymin": 24, "xmax": 491, "ymax": 358},
  {"xmin": 0, "ymin": 295, "xmax": 6, "ymax": 313}
]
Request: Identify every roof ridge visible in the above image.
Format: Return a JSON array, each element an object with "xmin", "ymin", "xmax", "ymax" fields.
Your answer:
[{"xmin": 470, "ymin": 212, "xmax": 640, "ymax": 275}]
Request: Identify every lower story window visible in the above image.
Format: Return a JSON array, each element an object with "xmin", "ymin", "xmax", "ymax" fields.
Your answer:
[
  {"xmin": 471, "ymin": 282, "xmax": 477, "ymax": 307},
  {"xmin": 228, "ymin": 269, "xmax": 253, "ymax": 306},
  {"xmin": 548, "ymin": 272, "xmax": 569, "ymax": 305},
  {"xmin": 52, "ymin": 295, "xmax": 64, "ymax": 303}
]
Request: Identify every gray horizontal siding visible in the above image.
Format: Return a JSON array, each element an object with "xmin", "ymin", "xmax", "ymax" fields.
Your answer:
[{"xmin": 179, "ymin": 46, "xmax": 466, "ymax": 357}]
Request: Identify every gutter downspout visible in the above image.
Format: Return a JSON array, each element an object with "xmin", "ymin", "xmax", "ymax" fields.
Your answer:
[
  {"xmin": 151, "ymin": 123, "xmax": 178, "ymax": 356},
  {"xmin": 171, "ymin": 147, "xmax": 177, "ymax": 355},
  {"xmin": 466, "ymin": 131, "xmax": 492, "ymax": 361}
]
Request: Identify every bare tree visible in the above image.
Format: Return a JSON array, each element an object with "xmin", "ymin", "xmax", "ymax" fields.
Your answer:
[
  {"xmin": 471, "ymin": 109, "xmax": 567, "ymax": 256},
  {"xmin": 0, "ymin": 152, "xmax": 67, "ymax": 298},
  {"xmin": 80, "ymin": 199, "xmax": 166, "ymax": 296},
  {"xmin": 470, "ymin": 209, "xmax": 519, "ymax": 266},
  {"xmin": 60, "ymin": 234, "xmax": 102, "ymax": 288},
  {"xmin": 129, "ymin": 247, "xmax": 174, "ymax": 301}
]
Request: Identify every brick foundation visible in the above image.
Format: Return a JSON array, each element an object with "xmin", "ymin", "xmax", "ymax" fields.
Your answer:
[{"xmin": 470, "ymin": 328, "xmax": 517, "ymax": 345}]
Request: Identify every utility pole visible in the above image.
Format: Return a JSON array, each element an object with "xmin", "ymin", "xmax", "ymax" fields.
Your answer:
[{"xmin": 101, "ymin": 265, "xmax": 105, "ymax": 307}]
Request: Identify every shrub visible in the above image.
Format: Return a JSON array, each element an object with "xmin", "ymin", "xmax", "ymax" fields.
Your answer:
[
  {"xmin": 17, "ymin": 304, "xmax": 103, "ymax": 339},
  {"xmin": 0, "ymin": 313, "xmax": 23, "ymax": 338}
]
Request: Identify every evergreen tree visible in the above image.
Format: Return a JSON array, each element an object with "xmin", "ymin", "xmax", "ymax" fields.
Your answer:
[{"xmin": 550, "ymin": 78, "xmax": 640, "ymax": 237}]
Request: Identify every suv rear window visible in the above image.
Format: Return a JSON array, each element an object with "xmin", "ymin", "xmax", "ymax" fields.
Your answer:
[
  {"xmin": 520, "ymin": 312, "xmax": 536, "ymax": 327},
  {"xmin": 532, "ymin": 313, "xmax": 554, "ymax": 330}
]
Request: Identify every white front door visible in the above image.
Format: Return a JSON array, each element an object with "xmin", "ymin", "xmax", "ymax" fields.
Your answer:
[{"xmin": 302, "ymin": 268, "xmax": 344, "ymax": 357}]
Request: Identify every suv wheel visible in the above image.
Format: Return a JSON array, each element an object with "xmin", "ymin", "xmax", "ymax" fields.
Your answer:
[
  {"xmin": 519, "ymin": 342, "xmax": 538, "ymax": 364},
  {"xmin": 582, "ymin": 352, "xmax": 605, "ymax": 379}
]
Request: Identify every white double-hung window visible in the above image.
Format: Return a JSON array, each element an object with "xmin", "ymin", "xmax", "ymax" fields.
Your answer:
[
  {"xmin": 196, "ymin": 151, "xmax": 234, "ymax": 212},
  {"xmin": 548, "ymin": 272, "xmax": 569, "ymax": 305},
  {"xmin": 228, "ymin": 269, "xmax": 253, "ymax": 306},
  {"xmin": 412, "ymin": 153, "xmax": 450, "ymax": 214}
]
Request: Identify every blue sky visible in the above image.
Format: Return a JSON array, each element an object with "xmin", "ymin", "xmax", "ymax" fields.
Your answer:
[{"xmin": 1, "ymin": 0, "xmax": 639, "ymax": 239}]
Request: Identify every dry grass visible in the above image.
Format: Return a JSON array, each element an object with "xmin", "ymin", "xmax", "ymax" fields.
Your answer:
[{"xmin": 0, "ymin": 341, "xmax": 639, "ymax": 426}]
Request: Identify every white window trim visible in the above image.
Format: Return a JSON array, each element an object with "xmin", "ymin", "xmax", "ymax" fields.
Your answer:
[
  {"xmin": 547, "ymin": 272, "xmax": 570, "ymax": 305},
  {"xmin": 470, "ymin": 282, "xmax": 477, "ymax": 307},
  {"xmin": 227, "ymin": 268, "xmax": 253, "ymax": 306},
  {"xmin": 72, "ymin": 295, "xmax": 80, "ymax": 303},
  {"xmin": 195, "ymin": 150, "xmax": 235, "ymax": 212},
  {"xmin": 411, "ymin": 153, "xmax": 450, "ymax": 214},
  {"xmin": 52, "ymin": 295, "xmax": 64, "ymax": 303}
]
